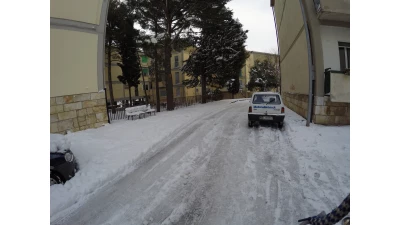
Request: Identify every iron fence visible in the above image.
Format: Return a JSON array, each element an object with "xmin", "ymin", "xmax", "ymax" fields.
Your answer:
[
  {"xmin": 108, "ymin": 107, "xmax": 126, "ymax": 121},
  {"xmin": 107, "ymin": 94, "xmax": 224, "ymax": 121}
]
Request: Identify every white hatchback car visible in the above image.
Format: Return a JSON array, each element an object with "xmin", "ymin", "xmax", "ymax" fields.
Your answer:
[{"xmin": 248, "ymin": 92, "xmax": 285, "ymax": 128}]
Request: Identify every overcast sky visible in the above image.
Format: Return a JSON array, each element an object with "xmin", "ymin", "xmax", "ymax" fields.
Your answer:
[{"xmin": 227, "ymin": 0, "xmax": 278, "ymax": 54}]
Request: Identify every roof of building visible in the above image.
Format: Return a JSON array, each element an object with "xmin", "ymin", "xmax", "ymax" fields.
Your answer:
[{"xmin": 248, "ymin": 50, "xmax": 279, "ymax": 56}]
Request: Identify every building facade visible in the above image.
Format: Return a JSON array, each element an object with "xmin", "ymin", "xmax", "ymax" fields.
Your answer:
[
  {"xmin": 50, "ymin": 0, "xmax": 109, "ymax": 134},
  {"xmin": 271, "ymin": 0, "xmax": 350, "ymax": 125},
  {"xmin": 106, "ymin": 49, "xmax": 279, "ymax": 103},
  {"xmin": 218, "ymin": 51, "xmax": 279, "ymax": 98},
  {"xmin": 105, "ymin": 47, "xmax": 201, "ymax": 105},
  {"xmin": 50, "ymin": 1, "xmax": 281, "ymax": 134},
  {"xmin": 104, "ymin": 51, "xmax": 153, "ymax": 103},
  {"xmin": 243, "ymin": 51, "xmax": 279, "ymax": 95}
]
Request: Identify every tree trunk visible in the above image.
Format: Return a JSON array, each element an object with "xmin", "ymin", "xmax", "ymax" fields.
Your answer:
[
  {"xmin": 135, "ymin": 86, "xmax": 139, "ymax": 96},
  {"xmin": 107, "ymin": 38, "xmax": 116, "ymax": 113},
  {"xmin": 153, "ymin": 22, "xmax": 161, "ymax": 112},
  {"xmin": 128, "ymin": 86, "xmax": 132, "ymax": 107},
  {"xmin": 141, "ymin": 70, "xmax": 149, "ymax": 105},
  {"xmin": 164, "ymin": 4, "xmax": 174, "ymax": 111},
  {"xmin": 201, "ymin": 74, "xmax": 207, "ymax": 104},
  {"xmin": 164, "ymin": 37, "xmax": 173, "ymax": 110},
  {"xmin": 155, "ymin": 48, "xmax": 161, "ymax": 112}
]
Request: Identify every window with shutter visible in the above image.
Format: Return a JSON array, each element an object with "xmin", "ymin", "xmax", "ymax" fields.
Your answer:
[
  {"xmin": 175, "ymin": 72, "xmax": 180, "ymax": 84},
  {"xmin": 174, "ymin": 56, "xmax": 179, "ymax": 67}
]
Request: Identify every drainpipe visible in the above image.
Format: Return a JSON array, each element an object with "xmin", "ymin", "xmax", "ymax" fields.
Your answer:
[
  {"xmin": 244, "ymin": 61, "xmax": 247, "ymax": 97},
  {"xmin": 298, "ymin": 0, "xmax": 314, "ymax": 127},
  {"xmin": 271, "ymin": 6, "xmax": 281, "ymax": 95}
]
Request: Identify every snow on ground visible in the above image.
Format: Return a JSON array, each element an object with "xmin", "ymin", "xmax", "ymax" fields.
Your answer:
[
  {"xmin": 284, "ymin": 108, "xmax": 350, "ymax": 210},
  {"xmin": 50, "ymin": 101, "xmax": 231, "ymax": 219},
  {"xmin": 51, "ymin": 100, "xmax": 350, "ymax": 224}
]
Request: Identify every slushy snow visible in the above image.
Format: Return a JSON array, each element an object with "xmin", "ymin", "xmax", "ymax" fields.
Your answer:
[
  {"xmin": 51, "ymin": 101, "xmax": 230, "ymax": 219},
  {"xmin": 51, "ymin": 100, "xmax": 349, "ymax": 225},
  {"xmin": 50, "ymin": 134, "xmax": 71, "ymax": 153}
]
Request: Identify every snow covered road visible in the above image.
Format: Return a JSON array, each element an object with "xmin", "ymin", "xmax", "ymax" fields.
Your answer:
[{"xmin": 51, "ymin": 100, "xmax": 349, "ymax": 225}]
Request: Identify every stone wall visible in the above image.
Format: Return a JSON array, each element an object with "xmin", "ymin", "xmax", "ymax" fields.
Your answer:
[
  {"xmin": 313, "ymin": 96, "xmax": 350, "ymax": 125},
  {"xmin": 282, "ymin": 92, "xmax": 309, "ymax": 119},
  {"xmin": 282, "ymin": 92, "xmax": 350, "ymax": 125},
  {"xmin": 50, "ymin": 92, "xmax": 108, "ymax": 134}
]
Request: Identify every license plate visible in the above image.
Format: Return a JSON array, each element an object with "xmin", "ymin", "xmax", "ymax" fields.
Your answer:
[{"xmin": 260, "ymin": 116, "xmax": 273, "ymax": 121}]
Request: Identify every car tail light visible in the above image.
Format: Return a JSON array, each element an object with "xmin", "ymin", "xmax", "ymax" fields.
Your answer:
[
  {"xmin": 249, "ymin": 106, "xmax": 252, "ymax": 113},
  {"xmin": 281, "ymin": 107, "xmax": 285, "ymax": 113},
  {"xmin": 64, "ymin": 152, "xmax": 74, "ymax": 162}
]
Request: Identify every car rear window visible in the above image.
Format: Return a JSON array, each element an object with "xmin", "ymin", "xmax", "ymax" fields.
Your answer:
[
  {"xmin": 50, "ymin": 153, "xmax": 64, "ymax": 159},
  {"xmin": 252, "ymin": 94, "xmax": 281, "ymax": 105}
]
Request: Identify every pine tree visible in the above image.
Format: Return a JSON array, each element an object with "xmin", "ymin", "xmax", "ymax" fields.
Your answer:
[
  {"xmin": 146, "ymin": 47, "xmax": 166, "ymax": 111},
  {"xmin": 182, "ymin": 9, "xmax": 249, "ymax": 102},
  {"xmin": 247, "ymin": 59, "xmax": 280, "ymax": 92},
  {"xmin": 135, "ymin": 0, "xmax": 166, "ymax": 112},
  {"xmin": 106, "ymin": 0, "xmax": 125, "ymax": 112},
  {"xmin": 116, "ymin": 3, "xmax": 142, "ymax": 106},
  {"xmin": 134, "ymin": 0, "xmax": 228, "ymax": 110},
  {"xmin": 116, "ymin": 14, "xmax": 142, "ymax": 107},
  {"xmin": 227, "ymin": 76, "xmax": 240, "ymax": 99}
]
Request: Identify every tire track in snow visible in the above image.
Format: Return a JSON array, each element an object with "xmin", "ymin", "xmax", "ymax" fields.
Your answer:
[
  {"xmin": 103, "ymin": 106, "xmax": 243, "ymax": 225},
  {"xmin": 253, "ymin": 127, "xmax": 281, "ymax": 225},
  {"xmin": 53, "ymin": 101, "xmax": 349, "ymax": 225},
  {"xmin": 52, "ymin": 104, "xmax": 237, "ymax": 225},
  {"xmin": 172, "ymin": 104, "xmax": 258, "ymax": 225},
  {"xmin": 251, "ymin": 125, "xmax": 307, "ymax": 224},
  {"xmin": 106, "ymin": 108, "xmax": 235, "ymax": 225},
  {"xmin": 275, "ymin": 130, "xmax": 304, "ymax": 224},
  {"xmin": 173, "ymin": 111, "xmax": 242, "ymax": 225}
]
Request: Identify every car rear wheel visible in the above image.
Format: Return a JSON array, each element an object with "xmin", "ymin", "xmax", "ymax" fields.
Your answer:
[
  {"xmin": 50, "ymin": 172, "xmax": 63, "ymax": 186},
  {"xmin": 248, "ymin": 120, "xmax": 253, "ymax": 127},
  {"xmin": 278, "ymin": 122, "xmax": 284, "ymax": 129}
]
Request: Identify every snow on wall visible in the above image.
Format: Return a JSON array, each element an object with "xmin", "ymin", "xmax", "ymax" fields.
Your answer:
[{"xmin": 320, "ymin": 25, "xmax": 350, "ymax": 71}]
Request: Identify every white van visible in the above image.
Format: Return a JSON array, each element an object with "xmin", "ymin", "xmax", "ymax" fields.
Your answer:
[{"xmin": 248, "ymin": 92, "xmax": 285, "ymax": 128}]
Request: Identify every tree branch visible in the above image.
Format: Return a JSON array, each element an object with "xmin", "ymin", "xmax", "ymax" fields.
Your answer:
[{"xmin": 171, "ymin": 24, "xmax": 187, "ymax": 44}]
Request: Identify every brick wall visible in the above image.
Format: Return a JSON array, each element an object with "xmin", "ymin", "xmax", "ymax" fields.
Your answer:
[{"xmin": 50, "ymin": 92, "xmax": 108, "ymax": 134}]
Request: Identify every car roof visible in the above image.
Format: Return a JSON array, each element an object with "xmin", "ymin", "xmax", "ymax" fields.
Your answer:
[{"xmin": 252, "ymin": 92, "xmax": 280, "ymax": 95}]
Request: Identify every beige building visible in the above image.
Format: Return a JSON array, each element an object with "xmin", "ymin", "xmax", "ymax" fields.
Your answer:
[
  {"xmin": 105, "ymin": 45, "xmax": 280, "ymax": 103},
  {"xmin": 50, "ymin": 0, "xmax": 110, "ymax": 134},
  {"xmin": 168, "ymin": 47, "xmax": 201, "ymax": 101},
  {"xmin": 105, "ymin": 47, "xmax": 202, "ymax": 105},
  {"xmin": 217, "ymin": 51, "xmax": 279, "ymax": 98},
  {"xmin": 104, "ymin": 51, "xmax": 153, "ymax": 103},
  {"xmin": 243, "ymin": 51, "xmax": 279, "ymax": 95},
  {"xmin": 49, "ymin": 0, "xmax": 279, "ymax": 135},
  {"xmin": 271, "ymin": 0, "xmax": 350, "ymax": 125}
]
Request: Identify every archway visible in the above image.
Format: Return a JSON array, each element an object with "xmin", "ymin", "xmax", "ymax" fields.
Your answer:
[{"xmin": 50, "ymin": 0, "xmax": 110, "ymax": 133}]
